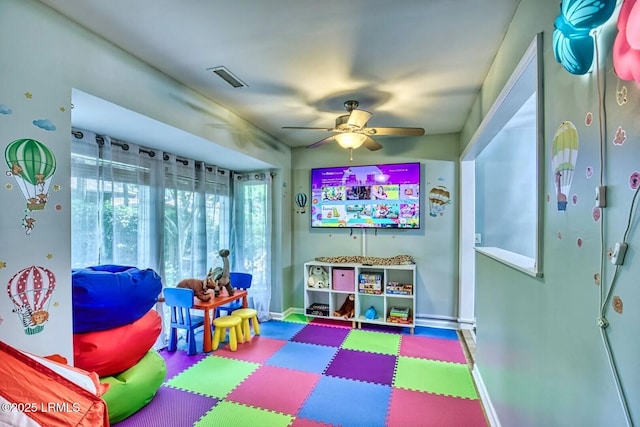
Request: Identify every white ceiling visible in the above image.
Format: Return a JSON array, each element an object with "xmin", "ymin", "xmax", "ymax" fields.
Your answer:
[{"xmin": 41, "ymin": 0, "xmax": 521, "ymax": 165}]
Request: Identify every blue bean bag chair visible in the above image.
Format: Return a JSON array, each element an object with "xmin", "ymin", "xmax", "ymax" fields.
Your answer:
[{"xmin": 72, "ymin": 265, "xmax": 162, "ymax": 333}]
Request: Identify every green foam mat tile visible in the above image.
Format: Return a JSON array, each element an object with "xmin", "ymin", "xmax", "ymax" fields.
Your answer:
[
  {"xmin": 282, "ymin": 313, "xmax": 309, "ymax": 324},
  {"xmin": 167, "ymin": 356, "xmax": 259, "ymax": 399},
  {"xmin": 394, "ymin": 356, "xmax": 478, "ymax": 399},
  {"xmin": 341, "ymin": 329, "xmax": 401, "ymax": 355},
  {"xmin": 195, "ymin": 401, "xmax": 293, "ymax": 427}
]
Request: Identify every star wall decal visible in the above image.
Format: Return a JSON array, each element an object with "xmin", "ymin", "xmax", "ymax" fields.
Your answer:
[
  {"xmin": 60, "ymin": 106, "xmax": 66, "ymax": 112},
  {"xmin": 24, "ymin": 92, "xmax": 32, "ymax": 99},
  {"xmin": 46, "ymin": 253, "xmax": 53, "ymax": 259},
  {"xmin": 0, "ymin": 261, "xmax": 6, "ymax": 269}
]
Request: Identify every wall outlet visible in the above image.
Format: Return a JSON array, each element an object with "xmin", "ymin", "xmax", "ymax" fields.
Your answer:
[
  {"xmin": 474, "ymin": 233, "xmax": 482, "ymax": 244},
  {"xmin": 611, "ymin": 242, "xmax": 628, "ymax": 265}
]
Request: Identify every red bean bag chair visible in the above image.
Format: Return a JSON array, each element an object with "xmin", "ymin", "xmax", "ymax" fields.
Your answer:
[{"xmin": 73, "ymin": 309, "xmax": 161, "ymax": 377}]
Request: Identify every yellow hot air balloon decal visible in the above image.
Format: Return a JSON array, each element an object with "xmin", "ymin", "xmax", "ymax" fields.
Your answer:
[
  {"xmin": 429, "ymin": 185, "xmax": 451, "ymax": 217},
  {"xmin": 5, "ymin": 138, "xmax": 57, "ymax": 211},
  {"xmin": 552, "ymin": 122, "xmax": 578, "ymax": 211}
]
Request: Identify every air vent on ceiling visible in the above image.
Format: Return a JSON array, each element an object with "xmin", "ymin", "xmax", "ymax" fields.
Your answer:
[{"xmin": 207, "ymin": 66, "xmax": 248, "ymax": 88}]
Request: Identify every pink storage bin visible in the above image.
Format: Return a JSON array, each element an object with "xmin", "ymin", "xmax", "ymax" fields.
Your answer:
[{"xmin": 332, "ymin": 268, "xmax": 355, "ymax": 291}]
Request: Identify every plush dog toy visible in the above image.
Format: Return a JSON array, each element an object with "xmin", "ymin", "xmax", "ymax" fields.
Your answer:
[
  {"xmin": 176, "ymin": 249, "xmax": 235, "ymax": 300},
  {"xmin": 334, "ymin": 294, "xmax": 355, "ymax": 319},
  {"xmin": 176, "ymin": 270, "xmax": 215, "ymax": 302},
  {"xmin": 307, "ymin": 265, "xmax": 329, "ymax": 288}
]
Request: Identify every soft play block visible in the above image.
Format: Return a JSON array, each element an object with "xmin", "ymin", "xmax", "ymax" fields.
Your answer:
[
  {"xmin": 72, "ymin": 264, "xmax": 162, "ymax": 333},
  {"xmin": 101, "ymin": 349, "xmax": 167, "ymax": 424},
  {"xmin": 332, "ymin": 268, "xmax": 355, "ymax": 291},
  {"xmin": 74, "ymin": 309, "xmax": 161, "ymax": 377}
]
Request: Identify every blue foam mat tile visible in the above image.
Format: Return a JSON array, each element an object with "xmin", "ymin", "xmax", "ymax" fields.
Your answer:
[
  {"xmin": 265, "ymin": 341, "xmax": 338, "ymax": 374},
  {"xmin": 298, "ymin": 376, "xmax": 391, "ymax": 427},
  {"xmin": 413, "ymin": 325, "xmax": 459, "ymax": 340},
  {"xmin": 259, "ymin": 320, "xmax": 307, "ymax": 341}
]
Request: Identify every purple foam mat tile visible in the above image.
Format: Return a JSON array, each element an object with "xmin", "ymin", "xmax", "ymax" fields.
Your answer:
[
  {"xmin": 324, "ymin": 348, "xmax": 397, "ymax": 386},
  {"xmin": 113, "ymin": 385, "xmax": 217, "ymax": 427},
  {"xmin": 291, "ymin": 324, "xmax": 350, "ymax": 347},
  {"xmin": 159, "ymin": 348, "xmax": 207, "ymax": 380}
]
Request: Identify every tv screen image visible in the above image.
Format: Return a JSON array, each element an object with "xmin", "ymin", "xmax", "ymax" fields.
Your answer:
[{"xmin": 310, "ymin": 162, "xmax": 421, "ymax": 228}]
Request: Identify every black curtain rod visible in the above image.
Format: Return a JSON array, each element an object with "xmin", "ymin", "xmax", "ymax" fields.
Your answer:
[{"xmin": 72, "ymin": 130, "xmax": 204, "ymax": 168}]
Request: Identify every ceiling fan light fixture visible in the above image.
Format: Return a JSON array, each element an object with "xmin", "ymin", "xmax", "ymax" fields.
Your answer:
[{"xmin": 335, "ymin": 132, "xmax": 366, "ymax": 149}]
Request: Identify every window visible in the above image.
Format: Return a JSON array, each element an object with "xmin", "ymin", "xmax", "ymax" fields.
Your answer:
[
  {"xmin": 461, "ymin": 33, "xmax": 543, "ymax": 277},
  {"xmin": 70, "ymin": 130, "xmax": 230, "ymax": 286}
]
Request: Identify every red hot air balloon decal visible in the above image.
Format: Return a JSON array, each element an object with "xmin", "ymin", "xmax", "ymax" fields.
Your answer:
[
  {"xmin": 4, "ymin": 138, "xmax": 57, "ymax": 211},
  {"xmin": 7, "ymin": 266, "xmax": 56, "ymax": 335}
]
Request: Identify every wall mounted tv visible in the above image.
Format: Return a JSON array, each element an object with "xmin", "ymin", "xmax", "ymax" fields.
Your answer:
[{"xmin": 310, "ymin": 162, "xmax": 421, "ymax": 229}]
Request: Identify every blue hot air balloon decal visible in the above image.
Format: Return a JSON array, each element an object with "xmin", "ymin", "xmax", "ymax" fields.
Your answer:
[
  {"xmin": 553, "ymin": 0, "xmax": 617, "ymax": 75},
  {"xmin": 295, "ymin": 192, "xmax": 308, "ymax": 213}
]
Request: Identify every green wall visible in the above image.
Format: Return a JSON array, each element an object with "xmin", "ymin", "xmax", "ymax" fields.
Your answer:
[
  {"xmin": 466, "ymin": 0, "xmax": 640, "ymax": 425},
  {"xmin": 290, "ymin": 133, "xmax": 461, "ymax": 322}
]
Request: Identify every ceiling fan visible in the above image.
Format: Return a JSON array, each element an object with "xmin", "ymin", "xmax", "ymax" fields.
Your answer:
[{"xmin": 282, "ymin": 100, "xmax": 425, "ymax": 152}]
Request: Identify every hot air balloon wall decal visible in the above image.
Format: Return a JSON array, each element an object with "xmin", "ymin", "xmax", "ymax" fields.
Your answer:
[
  {"xmin": 295, "ymin": 192, "xmax": 308, "ymax": 214},
  {"xmin": 7, "ymin": 265, "xmax": 56, "ymax": 335},
  {"xmin": 4, "ymin": 138, "xmax": 57, "ymax": 211},
  {"xmin": 428, "ymin": 185, "xmax": 451, "ymax": 217},
  {"xmin": 552, "ymin": 121, "xmax": 579, "ymax": 211}
]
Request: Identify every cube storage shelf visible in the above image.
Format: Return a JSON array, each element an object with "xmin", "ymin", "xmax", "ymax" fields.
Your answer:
[{"xmin": 304, "ymin": 260, "xmax": 416, "ymax": 332}]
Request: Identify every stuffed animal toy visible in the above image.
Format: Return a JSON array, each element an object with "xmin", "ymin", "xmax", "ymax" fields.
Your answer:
[
  {"xmin": 307, "ymin": 265, "xmax": 329, "ymax": 288},
  {"xmin": 176, "ymin": 271, "xmax": 215, "ymax": 302},
  {"xmin": 176, "ymin": 249, "xmax": 235, "ymax": 300},
  {"xmin": 208, "ymin": 249, "xmax": 235, "ymax": 297},
  {"xmin": 334, "ymin": 294, "xmax": 355, "ymax": 319}
]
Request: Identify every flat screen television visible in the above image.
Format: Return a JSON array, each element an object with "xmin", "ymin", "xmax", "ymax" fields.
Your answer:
[{"xmin": 310, "ymin": 162, "xmax": 421, "ymax": 228}]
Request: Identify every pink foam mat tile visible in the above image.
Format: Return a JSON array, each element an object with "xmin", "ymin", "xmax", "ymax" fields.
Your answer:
[
  {"xmin": 400, "ymin": 334, "xmax": 467, "ymax": 364},
  {"xmin": 387, "ymin": 388, "xmax": 487, "ymax": 427},
  {"xmin": 226, "ymin": 365, "xmax": 321, "ymax": 415},
  {"xmin": 289, "ymin": 418, "xmax": 336, "ymax": 427},
  {"xmin": 213, "ymin": 336, "xmax": 287, "ymax": 363}
]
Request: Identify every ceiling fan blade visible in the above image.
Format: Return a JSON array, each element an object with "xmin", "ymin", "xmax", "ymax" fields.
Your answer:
[
  {"xmin": 282, "ymin": 126, "xmax": 333, "ymax": 131},
  {"xmin": 363, "ymin": 136, "xmax": 383, "ymax": 151},
  {"xmin": 347, "ymin": 109, "xmax": 372, "ymax": 128},
  {"xmin": 367, "ymin": 127, "xmax": 425, "ymax": 136},
  {"xmin": 306, "ymin": 135, "xmax": 335, "ymax": 149}
]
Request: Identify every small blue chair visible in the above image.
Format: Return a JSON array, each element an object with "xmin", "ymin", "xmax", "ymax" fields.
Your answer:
[
  {"xmin": 164, "ymin": 287, "xmax": 205, "ymax": 355},
  {"xmin": 215, "ymin": 272, "xmax": 253, "ymax": 317}
]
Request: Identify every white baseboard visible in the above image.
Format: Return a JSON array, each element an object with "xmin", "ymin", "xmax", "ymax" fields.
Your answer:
[
  {"xmin": 472, "ymin": 364, "xmax": 501, "ymax": 427},
  {"xmin": 458, "ymin": 317, "xmax": 477, "ymax": 329},
  {"xmin": 414, "ymin": 315, "xmax": 459, "ymax": 330}
]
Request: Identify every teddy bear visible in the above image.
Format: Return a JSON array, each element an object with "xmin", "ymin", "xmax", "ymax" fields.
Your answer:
[
  {"xmin": 307, "ymin": 265, "xmax": 329, "ymax": 288},
  {"xmin": 334, "ymin": 294, "xmax": 355, "ymax": 319}
]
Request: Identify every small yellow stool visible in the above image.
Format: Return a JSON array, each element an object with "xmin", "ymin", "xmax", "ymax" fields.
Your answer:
[
  {"xmin": 212, "ymin": 315, "xmax": 243, "ymax": 351},
  {"xmin": 232, "ymin": 308, "xmax": 261, "ymax": 342}
]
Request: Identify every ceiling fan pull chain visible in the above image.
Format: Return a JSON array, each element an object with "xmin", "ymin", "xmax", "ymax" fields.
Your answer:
[{"xmin": 349, "ymin": 148, "xmax": 354, "ymax": 162}]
